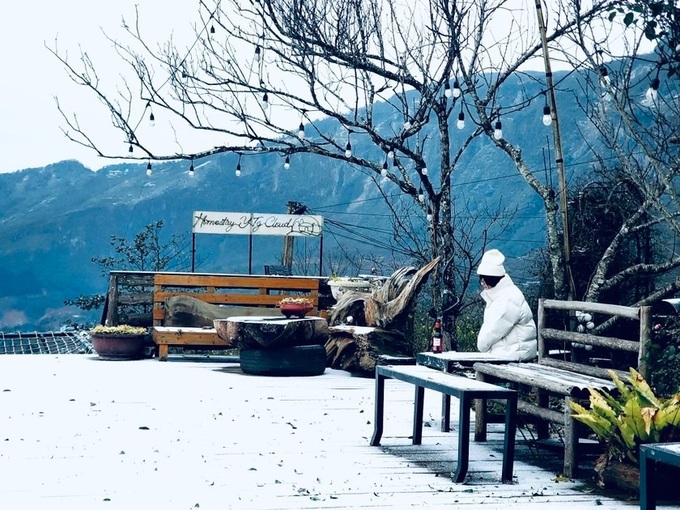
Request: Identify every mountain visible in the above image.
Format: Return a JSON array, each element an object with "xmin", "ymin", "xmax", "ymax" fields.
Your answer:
[{"xmin": 0, "ymin": 69, "xmax": 606, "ymax": 331}]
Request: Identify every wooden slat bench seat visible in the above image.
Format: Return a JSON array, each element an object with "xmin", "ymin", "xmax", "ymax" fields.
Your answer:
[
  {"xmin": 474, "ymin": 298, "xmax": 652, "ymax": 478},
  {"xmin": 370, "ymin": 364, "xmax": 518, "ymax": 483},
  {"xmin": 152, "ymin": 272, "xmax": 320, "ymax": 361}
]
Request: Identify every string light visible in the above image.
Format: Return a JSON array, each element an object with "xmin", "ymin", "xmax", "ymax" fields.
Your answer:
[
  {"xmin": 210, "ymin": 24, "xmax": 215, "ymax": 34},
  {"xmin": 146, "ymin": 162, "xmax": 152, "ymax": 176},
  {"xmin": 297, "ymin": 122, "xmax": 305, "ymax": 139},
  {"xmin": 646, "ymin": 78, "xmax": 660, "ymax": 102},
  {"xmin": 494, "ymin": 119, "xmax": 503, "ymax": 140},
  {"xmin": 235, "ymin": 155, "xmax": 242, "ymax": 177},
  {"xmin": 444, "ymin": 81, "xmax": 452, "ymax": 98},
  {"xmin": 254, "ymin": 45, "xmax": 261, "ymax": 62},
  {"xmin": 149, "ymin": 111, "xmax": 155, "ymax": 127},
  {"xmin": 403, "ymin": 119, "xmax": 411, "ymax": 130},
  {"xmin": 457, "ymin": 109, "xmax": 465, "ymax": 129},
  {"xmin": 599, "ymin": 65, "xmax": 610, "ymax": 86},
  {"xmin": 345, "ymin": 141, "xmax": 352, "ymax": 158},
  {"xmin": 188, "ymin": 160, "xmax": 195, "ymax": 177},
  {"xmin": 387, "ymin": 146, "xmax": 394, "ymax": 159},
  {"xmin": 421, "ymin": 165, "xmax": 428, "ymax": 176},
  {"xmin": 418, "ymin": 187, "xmax": 424, "ymax": 202},
  {"xmin": 381, "ymin": 160, "xmax": 388, "ymax": 176},
  {"xmin": 128, "ymin": 144, "xmax": 134, "ymax": 153},
  {"xmin": 452, "ymin": 80, "xmax": 461, "ymax": 98},
  {"xmin": 262, "ymin": 91, "xmax": 269, "ymax": 105},
  {"xmin": 426, "ymin": 213, "xmax": 433, "ymax": 222},
  {"xmin": 284, "ymin": 155, "xmax": 291, "ymax": 170},
  {"xmin": 542, "ymin": 93, "xmax": 552, "ymax": 126}
]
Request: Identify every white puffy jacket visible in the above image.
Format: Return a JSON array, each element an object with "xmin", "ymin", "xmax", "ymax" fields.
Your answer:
[{"xmin": 477, "ymin": 275, "xmax": 537, "ymax": 361}]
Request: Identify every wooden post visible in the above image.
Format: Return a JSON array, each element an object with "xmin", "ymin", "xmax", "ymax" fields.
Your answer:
[{"xmin": 638, "ymin": 305, "xmax": 652, "ymax": 379}]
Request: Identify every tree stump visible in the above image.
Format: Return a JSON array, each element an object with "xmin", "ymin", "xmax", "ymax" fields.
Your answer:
[
  {"xmin": 325, "ymin": 325, "xmax": 409, "ymax": 377},
  {"xmin": 215, "ymin": 316, "xmax": 330, "ymax": 350}
]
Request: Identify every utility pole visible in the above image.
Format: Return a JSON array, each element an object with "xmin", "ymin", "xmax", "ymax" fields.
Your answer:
[
  {"xmin": 282, "ymin": 201, "xmax": 306, "ymax": 268},
  {"xmin": 534, "ymin": 0, "xmax": 576, "ymax": 300}
]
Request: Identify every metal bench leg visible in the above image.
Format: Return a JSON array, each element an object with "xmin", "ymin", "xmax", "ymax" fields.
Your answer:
[
  {"xmin": 413, "ymin": 385, "xmax": 425, "ymax": 445},
  {"xmin": 639, "ymin": 447, "xmax": 656, "ymax": 510},
  {"xmin": 441, "ymin": 394, "xmax": 451, "ymax": 432},
  {"xmin": 475, "ymin": 372, "xmax": 488, "ymax": 442},
  {"xmin": 370, "ymin": 372, "xmax": 386, "ymax": 446},
  {"xmin": 453, "ymin": 396, "xmax": 471, "ymax": 482},
  {"xmin": 501, "ymin": 393, "xmax": 517, "ymax": 483}
]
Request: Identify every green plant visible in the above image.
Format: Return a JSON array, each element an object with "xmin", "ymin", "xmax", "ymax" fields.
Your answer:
[
  {"xmin": 649, "ymin": 316, "xmax": 680, "ymax": 397},
  {"xmin": 570, "ymin": 368, "xmax": 680, "ymax": 465},
  {"xmin": 90, "ymin": 324, "xmax": 148, "ymax": 336}
]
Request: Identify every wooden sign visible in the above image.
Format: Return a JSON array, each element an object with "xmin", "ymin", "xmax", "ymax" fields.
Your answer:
[{"xmin": 192, "ymin": 211, "xmax": 323, "ymax": 236}]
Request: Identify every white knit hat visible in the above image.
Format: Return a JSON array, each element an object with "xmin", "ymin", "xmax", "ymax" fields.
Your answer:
[{"xmin": 477, "ymin": 249, "xmax": 506, "ymax": 276}]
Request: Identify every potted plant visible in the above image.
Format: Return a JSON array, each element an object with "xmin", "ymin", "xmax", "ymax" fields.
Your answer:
[
  {"xmin": 570, "ymin": 368, "xmax": 680, "ymax": 492},
  {"xmin": 327, "ymin": 276, "xmax": 371, "ymax": 300},
  {"xmin": 89, "ymin": 324, "xmax": 149, "ymax": 360},
  {"xmin": 278, "ymin": 297, "xmax": 314, "ymax": 318}
]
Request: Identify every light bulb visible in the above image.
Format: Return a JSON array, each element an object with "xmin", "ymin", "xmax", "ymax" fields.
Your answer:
[
  {"xmin": 387, "ymin": 147, "xmax": 394, "ymax": 159},
  {"xmin": 284, "ymin": 155, "xmax": 290, "ymax": 170},
  {"xmin": 452, "ymin": 80, "xmax": 461, "ymax": 98},
  {"xmin": 404, "ymin": 120, "xmax": 411, "ymax": 130},
  {"xmin": 418, "ymin": 188, "xmax": 424, "ymax": 202},
  {"xmin": 345, "ymin": 141, "xmax": 352, "ymax": 158},
  {"xmin": 262, "ymin": 92, "xmax": 269, "ymax": 105},
  {"xmin": 421, "ymin": 166, "xmax": 428, "ymax": 176},
  {"xmin": 444, "ymin": 81, "xmax": 452, "ymax": 98},
  {"xmin": 494, "ymin": 120, "xmax": 503, "ymax": 140},
  {"xmin": 235, "ymin": 163, "xmax": 241, "ymax": 177},
  {"xmin": 210, "ymin": 24, "xmax": 215, "ymax": 34},
  {"xmin": 600, "ymin": 65, "xmax": 610, "ymax": 86},
  {"xmin": 255, "ymin": 45, "xmax": 261, "ymax": 61},
  {"xmin": 128, "ymin": 144, "xmax": 134, "ymax": 153},
  {"xmin": 146, "ymin": 162, "xmax": 152, "ymax": 176},
  {"xmin": 542, "ymin": 105, "xmax": 552, "ymax": 126},
  {"xmin": 646, "ymin": 78, "xmax": 660, "ymax": 102},
  {"xmin": 298, "ymin": 122, "xmax": 305, "ymax": 139},
  {"xmin": 381, "ymin": 161, "xmax": 388, "ymax": 176},
  {"xmin": 149, "ymin": 112, "xmax": 155, "ymax": 127},
  {"xmin": 426, "ymin": 213, "xmax": 433, "ymax": 221},
  {"xmin": 457, "ymin": 111, "xmax": 465, "ymax": 129},
  {"xmin": 188, "ymin": 164, "xmax": 195, "ymax": 176}
]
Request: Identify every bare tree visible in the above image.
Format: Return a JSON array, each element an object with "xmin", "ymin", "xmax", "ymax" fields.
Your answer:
[
  {"xmin": 50, "ymin": 0, "xmax": 626, "ymax": 342},
  {"xmin": 547, "ymin": 1, "xmax": 680, "ymax": 306}
]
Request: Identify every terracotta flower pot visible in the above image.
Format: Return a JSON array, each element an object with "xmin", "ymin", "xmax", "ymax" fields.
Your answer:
[
  {"xmin": 90, "ymin": 333, "xmax": 146, "ymax": 360},
  {"xmin": 279, "ymin": 302, "xmax": 313, "ymax": 318}
]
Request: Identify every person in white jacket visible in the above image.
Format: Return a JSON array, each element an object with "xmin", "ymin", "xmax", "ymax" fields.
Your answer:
[{"xmin": 476, "ymin": 249, "xmax": 537, "ymax": 361}]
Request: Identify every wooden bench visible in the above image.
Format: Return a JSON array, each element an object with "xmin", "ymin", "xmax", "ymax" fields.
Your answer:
[
  {"xmin": 473, "ymin": 299, "xmax": 652, "ymax": 478},
  {"xmin": 370, "ymin": 364, "xmax": 518, "ymax": 483},
  {"xmin": 152, "ymin": 272, "xmax": 320, "ymax": 361}
]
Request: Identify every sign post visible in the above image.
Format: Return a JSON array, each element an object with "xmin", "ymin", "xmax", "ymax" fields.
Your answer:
[{"xmin": 191, "ymin": 211, "xmax": 324, "ymax": 274}]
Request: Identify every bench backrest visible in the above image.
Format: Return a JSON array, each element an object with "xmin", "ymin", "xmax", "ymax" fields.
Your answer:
[
  {"xmin": 537, "ymin": 299, "xmax": 652, "ymax": 379},
  {"xmin": 153, "ymin": 273, "xmax": 320, "ymax": 326}
]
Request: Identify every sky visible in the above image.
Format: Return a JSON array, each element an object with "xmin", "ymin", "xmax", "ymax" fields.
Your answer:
[
  {"xmin": 0, "ymin": 1, "xmax": 196, "ymax": 174},
  {"xmin": 0, "ymin": 1, "xmax": 647, "ymax": 175}
]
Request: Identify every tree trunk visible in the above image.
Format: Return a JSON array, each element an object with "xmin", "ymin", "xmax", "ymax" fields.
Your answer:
[
  {"xmin": 216, "ymin": 316, "xmax": 330, "ymax": 350},
  {"xmin": 325, "ymin": 325, "xmax": 410, "ymax": 377}
]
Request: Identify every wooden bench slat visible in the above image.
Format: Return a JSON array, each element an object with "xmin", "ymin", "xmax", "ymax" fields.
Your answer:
[{"xmin": 541, "ymin": 328, "xmax": 640, "ymax": 352}]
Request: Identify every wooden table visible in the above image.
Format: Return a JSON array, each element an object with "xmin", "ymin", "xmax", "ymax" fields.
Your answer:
[
  {"xmin": 370, "ymin": 364, "xmax": 517, "ymax": 483},
  {"xmin": 416, "ymin": 351, "xmax": 516, "ymax": 432},
  {"xmin": 639, "ymin": 442, "xmax": 680, "ymax": 510}
]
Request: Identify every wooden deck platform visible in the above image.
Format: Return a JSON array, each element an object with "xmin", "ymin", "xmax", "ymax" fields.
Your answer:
[{"xmin": 0, "ymin": 354, "xmax": 671, "ymax": 509}]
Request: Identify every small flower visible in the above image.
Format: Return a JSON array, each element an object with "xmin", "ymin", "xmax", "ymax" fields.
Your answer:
[{"xmin": 278, "ymin": 297, "xmax": 314, "ymax": 306}]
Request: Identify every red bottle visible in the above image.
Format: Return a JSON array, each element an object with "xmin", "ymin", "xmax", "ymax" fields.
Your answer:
[{"xmin": 431, "ymin": 319, "xmax": 443, "ymax": 353}]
